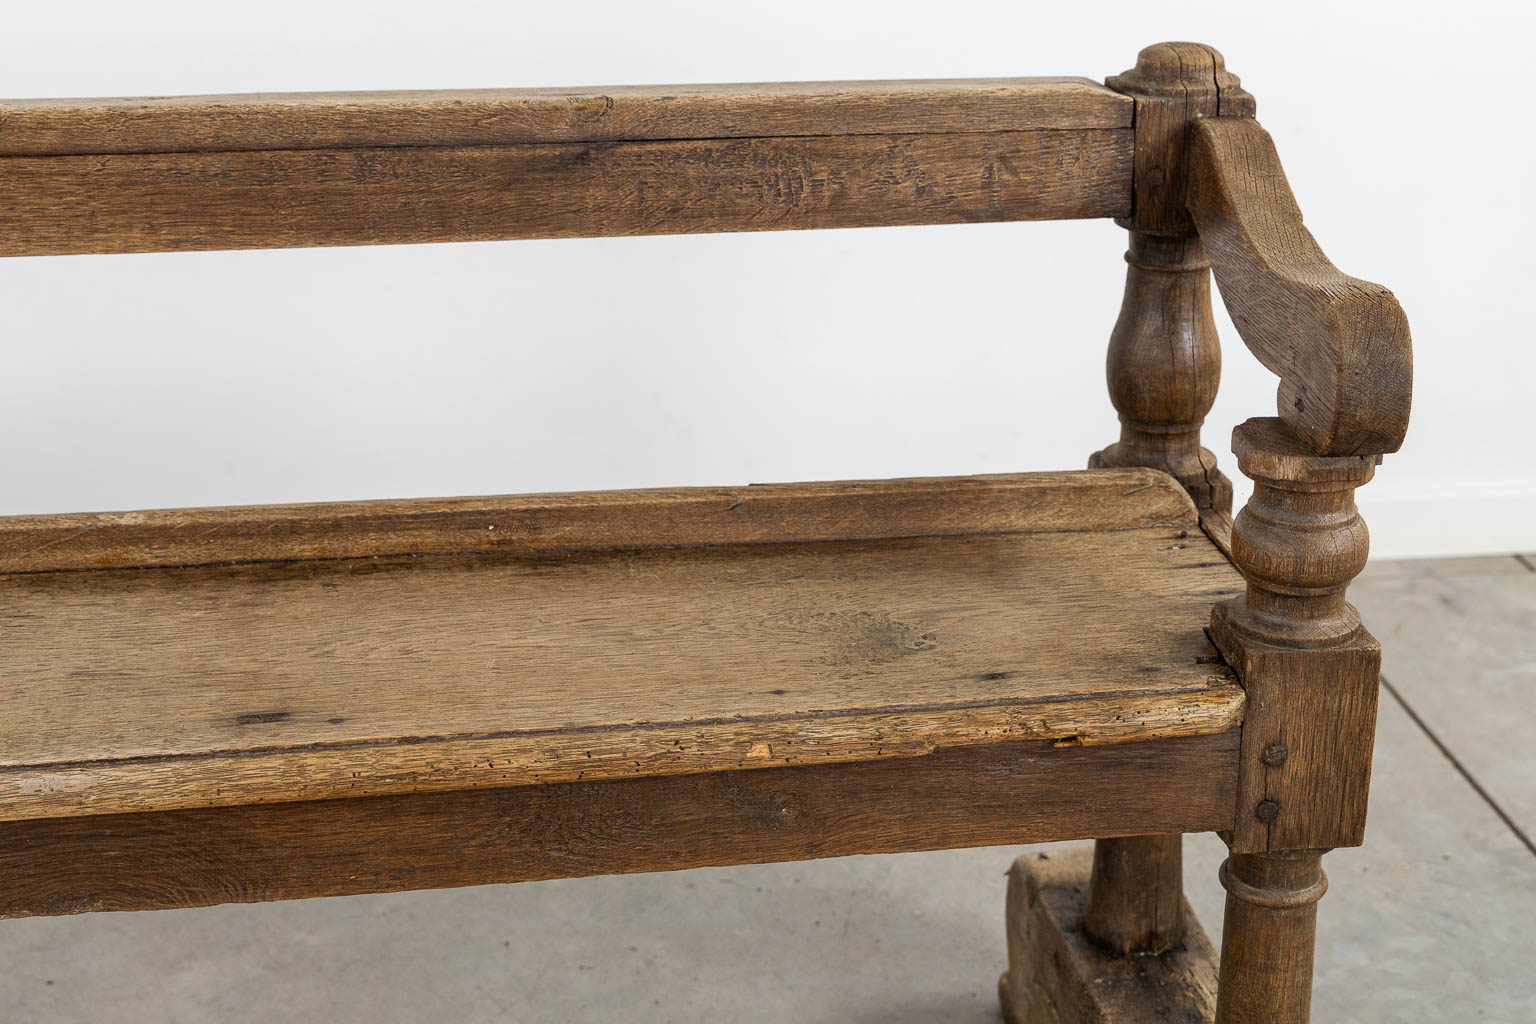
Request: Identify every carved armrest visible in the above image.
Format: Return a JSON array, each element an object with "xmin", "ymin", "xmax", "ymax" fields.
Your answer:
[
  {"xmin": 1188, "ymin": 114, "xmax": 1410, "ymax": 653},
  {"xmin": 1187, "ymin": 117, "xmax": 1412, "ymax": 457}
]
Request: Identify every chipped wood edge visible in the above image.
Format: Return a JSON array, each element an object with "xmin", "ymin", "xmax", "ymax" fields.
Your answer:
[{"xmin": 0, "ymin": 683, "xmax": 1243, "ymax": 823}]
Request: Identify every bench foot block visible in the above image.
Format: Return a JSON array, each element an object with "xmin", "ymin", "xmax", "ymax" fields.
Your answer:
[{"xmin": 1000, "ymin": 848, "xmax": 1217, "ymax": 1023}]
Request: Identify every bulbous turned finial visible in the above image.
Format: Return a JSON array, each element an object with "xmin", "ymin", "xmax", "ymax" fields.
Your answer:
[
  {"xmin": 1220, "ymin": 418, "xmax": 1380, "ymax": 647},
  {"xmin": 1107, "ymin": 42, "xmax": 1255, "ymax": 113}
]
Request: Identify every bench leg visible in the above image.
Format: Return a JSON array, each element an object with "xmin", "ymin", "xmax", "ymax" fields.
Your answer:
[
  {"xmin": 1082, "ymin": 834, "xmax": 1185, "ymax": 954},
  {"xmin": 998, "ymin": 846, "xmax": 1218, "ymax": 1023},
  {"xmin": 1214, "ymin": 850, "xmax": 1328, "ymax": 1024},
  {"xmin": 998, "ymin": 846, "xmax": 1327, "ymax": 1023}
]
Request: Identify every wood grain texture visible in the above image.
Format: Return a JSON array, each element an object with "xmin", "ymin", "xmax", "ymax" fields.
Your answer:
[
  {"xmin": 1188, "ymin": 117, "xmax": 1412, "ymax": 456},
  {"xmin": 0, "ymin": 78, "xmax": 1131, "ymax": 156},
  {"xmin": 0, "ymin": 128, "xmax": 1130, "ymax": 257},
  {"xmin": 0, "ymin": 734, "xmax": 1240, "ymax": 918},
  {"xmin": 1210, "ymin": 609, "xmax": 1380, "ymax": 854},
  {"xmin": 1105, "ymin": 42, "xmax": 1252, "ymax": 238},
  {"xmin": 1000, "ymin": 848, "xmax": 1218, "ymax": 1024},
  {"xmin": 0, "ymin": 468, "xmax": 1197, "ymax": 574},
  {"xmin": 1197, "ymin": 507, "xmax": 1234, "ymax": 560},
  {"xmin": 0, "ymin": 520, "xmax": 1244, "ymax": 822},
  {"xmin": 1203, "ymin": 402, "xmax": 1387, "ymax": 1020}
]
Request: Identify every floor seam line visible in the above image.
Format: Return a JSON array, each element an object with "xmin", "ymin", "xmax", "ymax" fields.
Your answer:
[
  {"xmin": 1513, "ymin": 553, "xmax": 1535, "ymax": 574},
  {"xmin": 1381, "ymin": 674, "xmax": 1536, "ymax": 861}
]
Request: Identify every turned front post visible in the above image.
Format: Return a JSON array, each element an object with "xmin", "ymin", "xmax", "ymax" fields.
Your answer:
[
  {"xmin": 1209, "ymin": 417, "xmax": 1382, "ymax": 1024},
  {"xmin": 1216, "ymin": 850, "xmax": 1328, "ymax": 1022},
  {"xmin": 1083, "ymin": 40, "xmax": 1253, "ymax": 956}
]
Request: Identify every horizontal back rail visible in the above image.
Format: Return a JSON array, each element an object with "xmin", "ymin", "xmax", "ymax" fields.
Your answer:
[
  {"xmin": 0, "ymin": 78, "xmax": 1132, "ymax": 256},
  {"xmin": 0, "ymin": 78, "xmax": 1131, "ymax": 155}
]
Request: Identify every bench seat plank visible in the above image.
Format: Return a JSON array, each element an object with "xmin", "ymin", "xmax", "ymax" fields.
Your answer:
[{"xmin": 0, "ymin": 469, "xmax": 1242, "ymax": 824}]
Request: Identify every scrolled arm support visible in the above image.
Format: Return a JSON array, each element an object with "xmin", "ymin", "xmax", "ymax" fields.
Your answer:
[{"xmin": 1187, "ymin": 116, "xmax": 1413, "ymax": 458}]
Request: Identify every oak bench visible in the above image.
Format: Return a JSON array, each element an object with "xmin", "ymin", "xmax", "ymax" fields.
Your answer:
[{"xmin": 0, "ymin": 42, "xmax": 1410, "ymax": 1023}]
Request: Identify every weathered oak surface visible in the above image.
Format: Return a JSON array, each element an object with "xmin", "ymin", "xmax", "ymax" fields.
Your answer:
[
  {"xmin": 0, "ymin": 78, "xmax": 1131, "ymax": 155},
  {"xmin": 0, "ymin": 44, "xmax": 1416, "ymax": 1024},
  {"xmin": 1083, "ymin": 833, "xmax": 1187, "ymax": 955},
  {"xmin": 1211, "ymin": 420, "xmax": 1383, "ymax": 854},
  {"xmin": 0, "ymin": 78, "xmax": 1133, "ymax": 257},
  {"xmin": 0, "ymin": 131, "xmax": 1129, "ymax": 256},
  {"xmin": 0, "ymin": 470, "xmax": 1243, "ymax": 823},
  {"xmin": 1211, "ymin": 611, "xmax": 1380, "ymax": 854},
  {"xmin": 1085, "ymin": 44, "xmax": 1249, "ymax": 963},
  {"xmin": 1000, "ymin": 847, "xmax": 1218, "ymax": 1023},
  {"xmin": 1105, "ymin": 41, "xmax": 1252, "ymax": 238},
  {"xmin": 1188, "ymin": 117, "xmax": 1412, "ymax": 456},
  {"xmin": 0, "ymin": 469, "xmax": 1200, "ymax": 573},
  {"xmin": 1215, "ymin": 851, "xmax": 1328, "ymax": 1024},
  {"xmin": 0, "ymin": 734, "xmax": 1239, "ymax": 919}
]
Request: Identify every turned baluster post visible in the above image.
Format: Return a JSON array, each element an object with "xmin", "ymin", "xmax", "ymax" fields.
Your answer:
[
  {"xmin": 1083, "ymin": 40, "xmax": 1252, "ymax": 957},
  {"xmin": 1090, "ymin": 230, "xmax": 1228, "ymax": 516},
  {"xmin": 1219, "ymin": 419, "xmax": 1378, "ymax": 649}
]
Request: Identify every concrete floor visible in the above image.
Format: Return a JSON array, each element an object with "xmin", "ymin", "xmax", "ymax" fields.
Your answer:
[{"xmin": 2, "ymin": 555, "xmax": 1533, "ymax": 1022}]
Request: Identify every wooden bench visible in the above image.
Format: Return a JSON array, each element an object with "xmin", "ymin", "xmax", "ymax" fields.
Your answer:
[{"xmin": 0, "ymin": 42, "xmax": 1410, "ymax": 1023}]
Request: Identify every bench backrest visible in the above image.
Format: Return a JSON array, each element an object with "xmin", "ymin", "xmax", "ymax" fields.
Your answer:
[
  {"xmin": 0, "ymin": 79, "xmax": 1132, "ymax": 257},
  {"xmin": 0, "ymin": 49, "xmax": 1410, "ymax": 459}
]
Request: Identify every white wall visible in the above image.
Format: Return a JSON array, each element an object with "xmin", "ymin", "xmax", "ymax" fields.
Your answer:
[{"xmin": 2, "ymin": 1, "xmax": 1530, "ymax": 558}]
